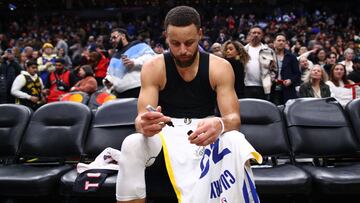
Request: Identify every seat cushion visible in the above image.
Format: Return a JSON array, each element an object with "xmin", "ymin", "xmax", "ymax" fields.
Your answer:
[
  {"xmin": 301, "ymin": 163, "xmax": 360, "ymax": 194},
  {"xmin": 60, "ymin": 169, "xmax": 117, "ymax": 197},
  {"xmin": 253, "ymin": 164, "xmax": 312, "ymax": 195},
  {"xmin": 0, "ymin": 164, "xmax": 73, "ymax": 196}
]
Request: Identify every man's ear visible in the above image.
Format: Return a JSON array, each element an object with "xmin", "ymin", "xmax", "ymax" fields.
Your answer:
[{"xmin": 199, "ymin": 28, "xmax": 203, "ymax": 39}]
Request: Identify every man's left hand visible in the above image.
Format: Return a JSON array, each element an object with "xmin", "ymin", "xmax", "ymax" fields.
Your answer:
[
  {"xmin": 283, "ymin": 79, "xmax": 292, "ymax": 86},
  {"xmin": 188, "ymin": 117, "xmax": 223, "ymax": 146}
]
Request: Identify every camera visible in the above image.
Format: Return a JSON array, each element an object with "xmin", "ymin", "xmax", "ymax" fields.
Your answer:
[{"xmin": 56, "ymin": 80, "xmax": 69, "ymax": 91}]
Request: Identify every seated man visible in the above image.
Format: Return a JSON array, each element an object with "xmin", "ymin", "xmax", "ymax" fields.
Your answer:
[{"xmin": 116, "ymin": 6, "xmax": 261, "ymax": 203}]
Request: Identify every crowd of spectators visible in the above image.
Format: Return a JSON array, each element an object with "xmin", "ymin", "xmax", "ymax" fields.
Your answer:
[{"xmin": 0, "ymin": 3, "xmax": 359, "ymax": 109}]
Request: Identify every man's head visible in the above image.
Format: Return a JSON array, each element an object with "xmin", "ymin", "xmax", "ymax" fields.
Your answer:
[
  {"xmin": 25, "ymin": 60, "xmax": 38, "ymax": 76},
  {"xmin": 42, "ymin": 43, "xmax": 54, "ymax": 55},
  {"xmin": 248, "ymin": 25, "xmax": 263, "ymax": 47},
  {"xmin": 110, "ymin": 28, "xmax": 128, "ymax": 49},
  {"xmin": 164, "ymin": 6, "xmax": 202, "ymax": 68},
  {"xmin": 274, "ymin": 33, "xmax": 287, "ymax": 52},
  {"xmin": 54, "ymin": 58, "xmax": 65, "ymax": 72}
]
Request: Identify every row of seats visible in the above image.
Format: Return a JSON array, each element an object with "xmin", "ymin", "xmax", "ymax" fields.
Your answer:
[{"xmin": 0, "ymin": 97, "xmax": 359, "ymax": 202}]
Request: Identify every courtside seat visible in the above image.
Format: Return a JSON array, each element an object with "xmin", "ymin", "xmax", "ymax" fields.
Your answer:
[
  {"xmin": 0, "ymin": 102, "xmax": 91, "ymax": 197},
  {"xmin": 239, "ymin": 99, "xmax": 311, "ymax": 197},
  {"xmin": 345, "ymin": 98, "xmax": 360, "ymax": 144},
  {"xmin": 284, "ymin": 98, "xmax": 360, "ymax": 197},
  {"xmin": 0, "ymin": 104, "xmax": 32, "ymax": 165},
  {"xmin": 60, "ymin": 98, "xmax": 138, "ymax": 198}
]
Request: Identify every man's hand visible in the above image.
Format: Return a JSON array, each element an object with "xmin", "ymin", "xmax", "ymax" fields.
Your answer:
[
  {"xmin": 138, "ymin": 106, "xmax": 172, "ymax": 137},
  {"xmin": 188, "ymin": 117, "xmax": 223, "ymax": 146},
  {"xmin": 30, "ymin": 96, "xmax": 39, "ymax": 103},
  {"xmin": 122, "ymin": 57, "xmax": 135, "ymax": 69},
  {"xmin": 283, "ymin": 79, "xmax": 292, "ymax": 87}
]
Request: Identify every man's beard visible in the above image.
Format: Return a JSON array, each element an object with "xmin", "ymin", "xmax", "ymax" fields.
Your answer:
[
  {"xmin": 115, "ymin": 40, "xmax": 123, "ymax": 50},
  {"xmin": 171, "ymin": 48, "xmax": 198, "ymax": 68}
]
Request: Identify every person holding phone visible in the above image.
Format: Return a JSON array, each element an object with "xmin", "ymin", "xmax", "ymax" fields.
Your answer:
[{"xmin": 104, "ymin": 27, "xmax": 156, "ymax": 98}]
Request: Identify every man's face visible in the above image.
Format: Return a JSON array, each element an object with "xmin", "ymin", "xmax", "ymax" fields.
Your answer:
[
  {"xmin": 110, "ymin": 31, "xmax": 124, "ymax": 48},
  {"xmin": 166, "ymin": 24, "xmax": 201, "ymax": 68},
  {"xmin": 249, "ymin": 27, "xmax": 263, "ymax": 46},
  {"xmin": 274, "ymin": 35, "xmax": 286, "ymax": 51},
  {"xmin": 55, "ymin": 63, "xmax": 64, "ymax": 71},
  {"xmin": 27, "ymin": 65, "xmax": 38, "ymax": 76}
]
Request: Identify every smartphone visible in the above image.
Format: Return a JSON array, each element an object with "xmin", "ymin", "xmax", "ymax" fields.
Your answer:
[{"xmin": 121, "ymin": 54, "xmax": 127, "ymax": 59}]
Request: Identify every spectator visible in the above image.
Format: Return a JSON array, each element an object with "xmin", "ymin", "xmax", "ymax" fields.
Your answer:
[
  {"xmin": 222, "ymin": 40, "xmax": 250, "ymax": 98},
  {"xmin": 104, "ymin": 27, "xmax": 156, "ymax": 98},
  {"xmin": 57, "ymin": 47, "xmax": 72, "ymax": 69},
  {"xmin": 45, "ymin": 58, "xmax": 76, "ymax": 103},
  {"xmin": 37, "ymin": 43, "xmax": 57, "ymax": 86},
  {"xmin": 348, "ymin": 57, "xmax": 360, "ymax": 83},
  {"xmin": 244, "ymin": 25, "xmax": 277, "ymax": 100},
  {"xmin": 70, "ymin": 65, "xmax": 97, "ymax": 94},
  {"xmin": 323, "ymin": 52, "xmax": 338, "ymax": 75},
  {"xmin": 0, "ymin": 48, "xmax": 21, "ymax": 103},
  {"xmin": 210, "ymin": 42, "xmax": 222, "ymax": 57},
  {"xmin": 299, "ymin": 64, "xmax": 331, "ymax": 98},
  {"xmin": 339, "ymin": 48, "xmax": 355, "ymax": 74},
  {"xmin": 271, "ymin": 33, "xmax": 301, "ymax": 105},
  {"xmin": 88, "ymin": 51, "xmax": 109, "ymax": 86},
  {"xmin": 326, "ymin": 64, "xmax": 354, "ymax": 107},
  {"xmin": 11, "ymin": 60, "xmax": 46, "ymax": 110}
]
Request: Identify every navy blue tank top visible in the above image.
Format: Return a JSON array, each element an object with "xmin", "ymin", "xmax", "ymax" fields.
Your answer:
[{"xmin": 159, "ymin": 51, "xmax": 216, "ymax": 118}]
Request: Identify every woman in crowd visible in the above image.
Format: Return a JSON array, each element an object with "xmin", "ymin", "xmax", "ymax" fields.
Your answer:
[
  {"xmin": 325, "ymin": 63, "xmax": 354, "ymax": 107},
  {"xmin": 221, "ymin": 40, "xmax": 250, "ymax": 98},
  {"xmin": 70, "ymin": 65, "xmax": 97, "ymax": 94},
  {"xmin": 299, "ymin": 64, "xmax": 331, "ymax": 98}
]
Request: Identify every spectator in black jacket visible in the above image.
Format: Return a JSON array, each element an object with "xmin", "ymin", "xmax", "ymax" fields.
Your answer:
[
  {"xmin": 0, "ymin": 48, "xmax": 22, "ymax": 103},
  {"xmin": 271, "ymin": 33, "xmax": 301, "ymax": 105}
]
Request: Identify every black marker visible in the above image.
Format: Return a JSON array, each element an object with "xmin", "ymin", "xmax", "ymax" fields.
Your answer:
[{"xmin": 146, "ymin": 105, "xmax": 174, "ymax": 127}]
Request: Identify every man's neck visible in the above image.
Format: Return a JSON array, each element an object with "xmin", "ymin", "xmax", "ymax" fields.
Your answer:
[{"xmin": 276, "ymin": 49, "xmax": 285, "ymax": 56}]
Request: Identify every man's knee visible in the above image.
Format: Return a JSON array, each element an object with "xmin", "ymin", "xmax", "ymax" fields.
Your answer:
[{"xmin": 121, "ymin": 133, "xmax": 146, "ymax": 156}]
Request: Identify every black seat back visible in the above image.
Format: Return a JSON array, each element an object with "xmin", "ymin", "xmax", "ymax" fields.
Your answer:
[
  {"xmin": 239, "ymin": 98, "xmax": 290, "ymax": 157},
  {"xmin": 345, "ymin": 98, "xmax": 360, "ymax": 143},
  {"xmin": 18, "ymin": 102, "xmax": 91, "ymax": 159},
  {"xmin": 0, "ymin": 104, "xmax": 32, "ymax": 161},
  {"xmin": 84, "ymin": 98, "xmax": 137, "ymax": 157},
  {"xmin": 284, "ymin": 97, "xmax": 359, "ymax": 158}
]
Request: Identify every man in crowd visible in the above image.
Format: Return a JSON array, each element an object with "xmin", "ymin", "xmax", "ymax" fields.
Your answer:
[
  {"xmin": 244, "ymin": 25, "xmax": 277, "ymax": 100},
  {"xmin": 103, "ymin": 27, "xmax": 155, "ymax": 98},
  {"xmin": 11, "ymin": 60, "xmax": 46, "ymax": 110},
  {"xmin": 45, "ymin": 58, "xmax": 76, "ymax": 103},
  {"xmin": 0, "ymin": 48, "xmax": 21, "ymax": 104},
  {"xmin": 271, "ymin": 33, "xmax": 301, "ymax": 105}
]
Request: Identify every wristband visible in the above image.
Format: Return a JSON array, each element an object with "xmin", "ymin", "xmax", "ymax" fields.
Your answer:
[{"xmin": 215, "ymin": 117, "xmax": 225, "ymax": 135}]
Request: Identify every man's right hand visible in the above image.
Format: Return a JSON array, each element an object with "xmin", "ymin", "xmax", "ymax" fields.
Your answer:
[
  {"xmin": 30, "ymin": 96, "xmax": 39, "ymax": 103},
  {"xmin": 138, "ymin": 107, "xmax": 172, "ymax": 137}
]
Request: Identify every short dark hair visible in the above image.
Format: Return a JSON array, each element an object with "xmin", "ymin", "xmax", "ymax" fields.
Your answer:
[
  {"xmin": 111, "ymin": 27, "xmax": 127, "ymax": 35},
  {"xmin": 80, "ymin": 65, "xmax": 94, "ymax": 77},
  {"xmin": 55, "ymin": 58, "xmax": 65, "ymax": 64},
  {"xmin": 275, "ymin": 32, "xmax": 287, "ymax": 40},
  {"xmin": 164, "ymin": 6, "xmax": 201, "ymax": 30},
  {"xmin": 26, "ymin": 59, "xmax": 37, "ymax": 68},
  {"xmin": 249, "ymin": 25, "xmax": 263, "ymax": 33}
]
